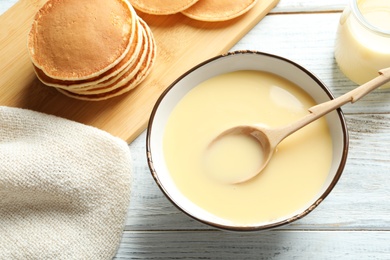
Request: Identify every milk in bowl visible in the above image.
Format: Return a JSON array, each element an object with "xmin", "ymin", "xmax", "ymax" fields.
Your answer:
[{"xmin": 147, "ymin": 51, "xmax": 348, "ymax": 231}]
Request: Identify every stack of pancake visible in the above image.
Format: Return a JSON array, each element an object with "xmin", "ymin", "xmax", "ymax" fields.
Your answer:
[{"xmin": 28, "ymin": 0, "xmax": 156, "ymax": 101}]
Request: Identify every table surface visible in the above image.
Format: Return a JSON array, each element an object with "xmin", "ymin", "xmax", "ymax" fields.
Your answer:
[{"xmin": 2, "ymin": 0, "xmax": 390, "ymax": 259}]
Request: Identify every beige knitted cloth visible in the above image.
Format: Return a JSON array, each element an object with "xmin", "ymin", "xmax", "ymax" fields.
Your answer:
[{"xmin": 0, "ymin": 106, "xmax": 132, "ymax": 259}]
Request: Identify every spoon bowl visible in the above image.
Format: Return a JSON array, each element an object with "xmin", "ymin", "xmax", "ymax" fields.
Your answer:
[{"xmin": 208, "ymin": 124, "xmax": 273, "ymax": 183}]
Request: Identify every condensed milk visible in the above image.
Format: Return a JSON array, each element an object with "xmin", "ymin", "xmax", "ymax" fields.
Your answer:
[
  {"xmin": 335, "ymin": 0, "xmax": 390, "ymax": 88},
  {"xmin": 163, "ymin": 70, "xmax": 333, "ymax": 225}
]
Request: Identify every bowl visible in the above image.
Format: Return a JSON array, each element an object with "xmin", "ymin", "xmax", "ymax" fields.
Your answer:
[{"xmin": 146, "ymin": 50, "xmax": 349, "ymax": 231}]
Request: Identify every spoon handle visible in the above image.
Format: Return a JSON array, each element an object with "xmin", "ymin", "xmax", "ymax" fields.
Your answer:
[
  {"xmin": 274, "ymin": 68, "xmax": 390, "ymax": 144},
  {"xmin": 309, "ymin": 67, "xmax": 390, "ymax": 115}
]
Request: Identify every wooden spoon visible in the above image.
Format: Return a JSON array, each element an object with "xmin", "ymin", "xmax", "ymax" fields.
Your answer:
[{"xmin": 212, "ymin": 68, "xmax": 390, "ymax": 184}]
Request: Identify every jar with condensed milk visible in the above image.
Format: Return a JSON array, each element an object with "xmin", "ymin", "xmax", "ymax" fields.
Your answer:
[{"xmin": 334, "ymin": 0, "xmax": 390, "ymax": 88}]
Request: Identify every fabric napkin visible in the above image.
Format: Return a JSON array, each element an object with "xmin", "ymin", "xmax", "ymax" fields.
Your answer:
[{"xmin": 0, "ymin": 106, "xmax": 132, "ymax": 259}]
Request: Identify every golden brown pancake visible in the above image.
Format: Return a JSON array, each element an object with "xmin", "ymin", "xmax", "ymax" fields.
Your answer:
[
  {"xmin": 28, "ymin": 0, "xmax": 136, "ymax": 80},
  {"xmin": 57, "ymin": 18, "xmax": 157, "ymax": 101},
  {"xmin": 181, "ymin": 0, "xmax": 258, "ymax": 22},
  {"xmin": 73, "ymin": 21, "xmax": 150, "ymax": 95},
  {"xmin": 33, "ymin": 18, "xmax": 143, "ymax": 89},
  {"xmin": 129, "ymin": 0, "xmax": 199, "ymax": 15}
]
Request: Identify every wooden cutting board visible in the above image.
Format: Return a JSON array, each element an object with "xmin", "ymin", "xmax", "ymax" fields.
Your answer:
[{"xmin": 0, "ymin": 0, "xmax": 279, "ymax": 143}]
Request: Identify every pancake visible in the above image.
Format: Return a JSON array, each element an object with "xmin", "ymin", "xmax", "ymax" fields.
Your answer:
[
  {"xmin": 181, "ymin": 0, "xmax": 258, "ymax": 22},
  {"xmin": 33, "ymin": 18, "xmax": 143, "ymax": 89},
  {"xmin": 129, "ymin": 0, "xmax": 199, "ymax": 15},
  {"xmin": 28, "ymin": 0, "xmax": 137, "ymax": 80},
  {"xmin": 72, "ymin": 21, "xmax": 150, "ymax": 95},
  {"xmin": 57, "ymin": 18, "xmax": 157, "ymax": 101}
]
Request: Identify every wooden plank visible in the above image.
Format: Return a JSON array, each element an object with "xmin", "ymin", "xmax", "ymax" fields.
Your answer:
[
  {"xmin": 0, "ymin": 0, "xmax": 279, "ymax": 143},
  {"xmin": 114, "ymin": 230, "xmax": 390, "ymax": 259},
  {"xmin": 271, "ymin": 0, "xmax": 348, "ymax": 13}
]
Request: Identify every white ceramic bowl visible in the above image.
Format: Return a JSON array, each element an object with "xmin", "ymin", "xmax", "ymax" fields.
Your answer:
[{"xmin": 146, "ymin": 50, "xmax": 349, "ymax": 231}]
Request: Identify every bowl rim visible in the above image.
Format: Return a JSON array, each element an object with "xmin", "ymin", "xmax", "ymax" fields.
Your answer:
[{"xmin": 146, "ymin": 50, "xmax": 349, "ymax": 232}]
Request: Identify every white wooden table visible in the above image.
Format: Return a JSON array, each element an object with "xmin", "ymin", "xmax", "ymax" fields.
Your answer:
[{"xmin": 2, "ymin": 0, "xmax": 390, "ymax": 259}]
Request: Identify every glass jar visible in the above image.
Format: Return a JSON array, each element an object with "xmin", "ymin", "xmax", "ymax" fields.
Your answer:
[{"xmin": 334, "ymin": 0, "xmax": 390, "ymax": 88}]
